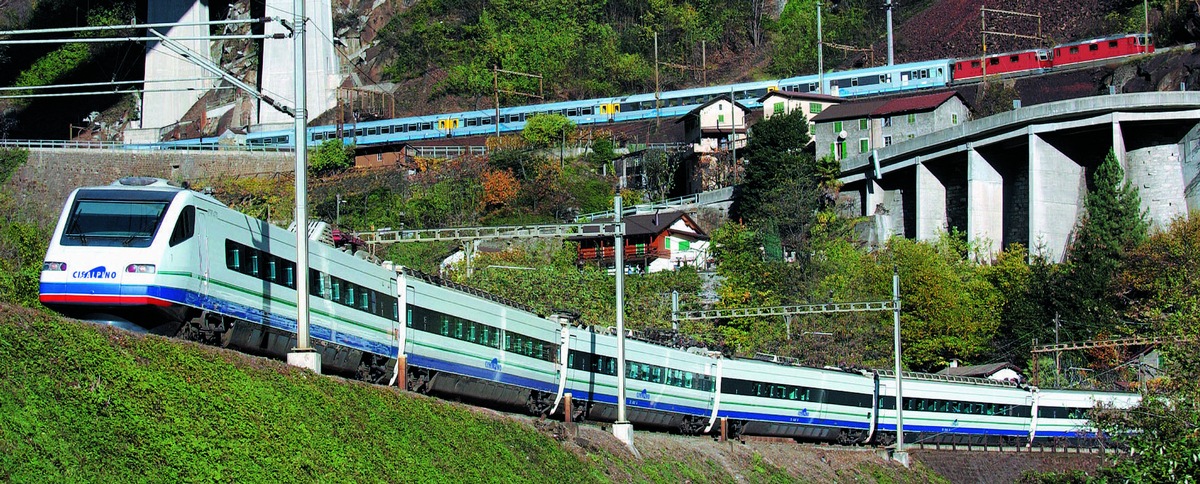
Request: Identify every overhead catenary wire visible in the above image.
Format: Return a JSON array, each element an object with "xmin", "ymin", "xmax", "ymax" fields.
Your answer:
[
  {"xmin": 0, "ymin": 77, "xmax": 220, "ymax": 92},
  {"xmin": 0, "ymin": 86, "xmax": 237, "ymax": 100}
]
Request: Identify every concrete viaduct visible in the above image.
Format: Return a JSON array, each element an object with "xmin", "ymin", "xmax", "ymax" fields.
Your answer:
[
  {"xmin": 134, "ymin": 0, "xmax": 338, "ymax": 142},
  {"xmin": 837, "ymin": 92, "xmax": 1200, "ymax": 261}
]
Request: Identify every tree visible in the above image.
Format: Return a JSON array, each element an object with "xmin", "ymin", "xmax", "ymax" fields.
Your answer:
[
  {"xmin": 309, "ymin": 139, "xmax": 354, "ymax": 175},
  {"xmin": 1094, "ymin": 216, "xmax": 1200, "ymax": 480},
  {"xmin": 1063, "ymin": 148, "xmax": 1147, "ymax": 334},
  {"xmin": 521, "ymin": 114, "xmax": 575, "ymax": 148},
  {"xmin": 731, "ymin": 109, "xmax": 831, "ymax": 249}
]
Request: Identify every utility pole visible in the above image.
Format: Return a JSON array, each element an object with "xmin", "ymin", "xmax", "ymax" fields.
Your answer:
[
  {"xmin": 980, "ymin": 7, "xmax": 1044, "ymax": 83},
  {"xmin": 891, "ymin": 270, "xmax": 906, "ymax": 466},
  {"xmin": 654, "ymin": 32, "xmax": 661, "ymax": 123},
  {"xmin": 613, "ymin": 195, "xmax": 634, "ymax": 449},
  {"xmin": 817, "ymin": 1, "xmax": 824, "ymax": 94},
  {"xmin": 702, "ymin": 40, "xmax": 707, "ymax": 86},
  {"xmin": 492, "ymin": 66, "xmax": 544, "ymax": 140},
  {"xmin": 886, "ymin": 0, "xmax": 894, "ymax": 65},
  {"xmin": 1054, "ymin": 313, "xmax": 1061, "ymax": 387},
  {"xmin": 288, "ymin": 0, "xmax": 320, "ymax": 374}
]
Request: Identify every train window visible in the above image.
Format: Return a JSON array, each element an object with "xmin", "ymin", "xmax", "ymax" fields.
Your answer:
[
  {"xmin": 582, "ymin": 107, "xmax": 593, "ymax": 115},
  {"xmin": 228, "ymin": 247, "xmax": 240, "ymax": 270},
  {"xmin": 482, "ymin": 117, "xmax": 492, "ymax": 125},
  {"xmin": 168, "ymin": 205, "xmax": 195, "ymax": 247},
  {"xmin": 921, "ymin": 70, "xmax": 929, "ymax": 79},
  {"xmin": 367, "ymin": 127, "xmax": 378, "ymax": 136},
  {"xmin": 1089, "ymin": 44, "xmax": 1099, "ymax": 51},
  {"xmin": 421, "ymin": 122, "xmax": 432, "ymax": 130},
  {"xmin": 808, "ymin": 82, "xmax": 817, "ymax": 92},
  {"xmin": 250, "ymin": 254, "xmax": 260, "ymax": 276},
  {"xmin": 409, "ymin": 124, "xmax": 418, "ymax": 132},
  {"xmin": 466, "ymin": 118, "xmax": 478, "ymax": 127},
  {"xmin": 851, "ymin": 78, "xmax": 859, "ymax": 87},
  {"xmin": 937, "ymin": 68, "xmax": 944, "ymax": 77},
  {"xmin": 1070, "ymin": 46, "xmax": 1079, "ymax": 54},
  {"xmin": 268, "ymin": 260, "xmax": 277, "ymax": 281},
  {"xmin": 971, "ymin": 60, "xmax": 980, "ymax": 68},
  {"xmin": 354, "ymin": 129, "xmax": 364, "ymax": 137},
  {"xmin": 1010, "ymin": 55, "xmax": 1020, "ymax": 63},
  {"xmin": 381, "ymin": 126, "xmax": 392, "ymax": 135},
  {"xmin": 331, "ymin": 279, "xmax": 342, "ymax": 303},
  {"xmin": 285, "ymin": 267, "xmax": 294, "ymax": 287},
  {"xmin": 566, "ymin": 108, "xmax": 578, "ymax": 116}
]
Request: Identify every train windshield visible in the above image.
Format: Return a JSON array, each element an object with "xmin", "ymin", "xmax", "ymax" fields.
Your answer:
[{"xmin": 61, "ymin": 189, "xmax": 175, "ymax": 248}]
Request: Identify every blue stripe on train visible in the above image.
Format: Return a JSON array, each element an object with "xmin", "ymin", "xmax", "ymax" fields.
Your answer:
[{"xmin": 41, "ymin": 281, "xmax": 398, "ymax": 357}]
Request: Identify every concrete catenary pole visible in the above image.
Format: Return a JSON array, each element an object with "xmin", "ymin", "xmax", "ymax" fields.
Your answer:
[
  {"xmin": 886, "ymin": 0, "xmax": 894, "ymax": 65},
  {"xmin": 817, "ymin": 1, "xmax": 824, "ymax": 94},
  {"xmin": 288, "ymin": 0, "xmax": 320, "ymax": 373},
  {"xmin": 892, "ymin": 270, "xmax": 905, "ymax": 464},
  {"xmin": 613, "ymin": 195, "xmax": 633, "ymax": 447}
]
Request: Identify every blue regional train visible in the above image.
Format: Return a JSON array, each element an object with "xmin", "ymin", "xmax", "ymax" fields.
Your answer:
[{"xmin": 39, "ymin": 177, "xmax": 1138, "ymax": 445}]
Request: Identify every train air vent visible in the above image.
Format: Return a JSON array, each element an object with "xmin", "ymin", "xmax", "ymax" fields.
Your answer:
[{"xmin": 114, "ymin": 177, "xmax": 171, "ymax": 187}]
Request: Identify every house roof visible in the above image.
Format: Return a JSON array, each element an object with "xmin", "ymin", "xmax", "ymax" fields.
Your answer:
[
  {"xmin": 936, "ymin": 362, "xmax": 1021, "ymax": 378},
  {"xmin": 809, "ymin": 99, "xmax": 889, "ymax": 123},
  {"xmin": 571, "ymin": 211, "xmax": 707, "ymax": 239},
  {"xmin": 809, "ymin": 91, "xmax": 961, "ymax": 122},
  {"xmin": 756, "ymin": 91, "xmax": 843, "ymax": 104},
  {"xmin": 873, "ymin": 91, "xmax": 962, "ymax": 117},
  {"xmin": 676, "ymin": 94, "xmax": 750, "ymax": 123}
]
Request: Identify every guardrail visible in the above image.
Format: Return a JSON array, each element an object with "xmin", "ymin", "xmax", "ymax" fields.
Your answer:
[
  {"xmin": 0, "ymin": 139, "xmax": 289, "ymax": 152},
  {"xmin": 575, "ymin": 186, "xmax": 735, "ymax": 221},
  {"xmin": 409, "ymin": 145, "xmax": 488, "ymax": 158}
]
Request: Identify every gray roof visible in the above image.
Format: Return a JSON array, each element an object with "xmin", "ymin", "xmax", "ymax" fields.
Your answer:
[{"xmin": 936, "ymin": 362, "xmax": 1021, "ymax": 378}]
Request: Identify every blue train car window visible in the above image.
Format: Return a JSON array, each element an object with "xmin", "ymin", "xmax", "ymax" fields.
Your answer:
[{"xmin": 421, "ymin": 122, "xmax": 432, "ymax": 130}]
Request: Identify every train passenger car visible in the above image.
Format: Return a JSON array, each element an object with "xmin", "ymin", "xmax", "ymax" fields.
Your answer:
[
  {"xmin": 400, "ymin": 269, "xmax": 563, "ymax": 411},
  {"xmin": 880, "ymin": 371, "xmax": 1034, "ymax": 446},
  {"xmin": 951, "ymin": 49, "xmax": 1051, "ymax": 82},
  {"xmin": 1030, "ymin": 388, "xmax": 1140, "ymax": 443},
  {"xmin": 1052, "ymin": 34, "xmax": 1153, "ymax": 68},
  {"xmin": 40, "ymin": 177, "xmax": 403, "ymax": 378},
  {"xmin": 717, "ymin": 356, "xmax": 877, "ymax": 443},
  {"xmin": 822, "ymin": 59, "xmax": 953, "ymax": 97},
  {"xmin": 565, "ymin": 328, "xmax": 719, "ymax": 433}
]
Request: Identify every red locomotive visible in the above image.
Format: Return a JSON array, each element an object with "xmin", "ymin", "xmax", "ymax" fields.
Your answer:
[{"xmin": 952, "ymin": 33, "xmax": 1153, "ymax": 83}]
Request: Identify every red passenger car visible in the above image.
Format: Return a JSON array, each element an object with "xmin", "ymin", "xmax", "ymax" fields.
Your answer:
[
  {"xmin": 1052, "ymin": 34, "xmax": 1154, "ymax": 68},
  {"xmin": 952, "ymin": 49, "xmax": 1051, "ymax": 82}
]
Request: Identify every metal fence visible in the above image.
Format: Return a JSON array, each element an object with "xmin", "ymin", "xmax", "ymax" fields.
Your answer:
[{"xmin": 0, "ymin": 139, "xmax": 289, "ymax": 152}]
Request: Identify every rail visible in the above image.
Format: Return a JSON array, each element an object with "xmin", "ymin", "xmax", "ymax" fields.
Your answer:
[{"xmin": 355, "ymin": 222, "xmax": 624, "ymax": 245}]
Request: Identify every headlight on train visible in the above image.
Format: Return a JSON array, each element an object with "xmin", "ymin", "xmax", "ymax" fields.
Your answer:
[
  {"xmin": 126, "ymin": 264, "xmax": 156, "ymax": 274},
  {"xmin": 43, "ymin": 261, "xmax": 67, "ymax": 271}
]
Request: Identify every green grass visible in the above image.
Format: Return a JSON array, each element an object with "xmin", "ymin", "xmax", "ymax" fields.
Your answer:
[
  {"xmin": 0, "ymin": 304, "xmax": 607, "ymax": 483},
  {"xmin": 0, "ymin": 304, "xmax": 943, "ymax": 483}
]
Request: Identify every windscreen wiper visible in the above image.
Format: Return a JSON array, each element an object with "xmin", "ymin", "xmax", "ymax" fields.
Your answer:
[{"xmin": 67, "ymin": 218, "xmax": 88, "ymax": 245}]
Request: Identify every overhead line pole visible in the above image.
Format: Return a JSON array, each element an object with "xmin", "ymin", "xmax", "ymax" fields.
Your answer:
[{"xmin": 288, "ymin": 0, "xmax": 320, "ymax": 374}]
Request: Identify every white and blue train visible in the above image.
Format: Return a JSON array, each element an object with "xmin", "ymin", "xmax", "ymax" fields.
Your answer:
[{"xmin": 39, "ymin": 178, "xmax": 1137, "ymax": 445}]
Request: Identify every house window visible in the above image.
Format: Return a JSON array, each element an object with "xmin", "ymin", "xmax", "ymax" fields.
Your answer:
[
  {"xmin": 837, "ymin": 140, "xmax": 847, "ymax": 157},
  {"xmin": 883, "ymin": 117, "xmax": 892, "ymax": 127},
  {"xmin": 859, "ymin": 138, "xmax": 869, "ymax": 153},
  {"xmin": 884, "ymin": 135, "xmax": 892, "ymax": 146},
  {"xmin": 907, "ymin": 114, "xmax": 915, "ymax": 124},
  {"xmin": 718, "ymin": 114, "xmax": 726, "ymax": 123},
  {"xmin": 859, "ymin": 119, "xmax": 868, "ymax": 130},
  {"xmin": 952, "ymin": 114, "xmax": 959, "ymax": 124},
  {"xmin": 376, "ymin": 153, "xmax": 384, "ymax": 161},
  {"xmin": 773, "ymin": 102, "xmax": 785, "ymax": 115},
  {"xmin": 834, "ymin": 121, "xmax": 843, "ymax": 132},
  {"xmin": 810, "ymin": 103, "xmax": 822, "ymax": 114}
]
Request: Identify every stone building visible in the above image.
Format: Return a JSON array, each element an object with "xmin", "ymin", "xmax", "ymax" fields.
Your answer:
[{"xmin": 811, "ymin": 91, "xmax": 969, "ymax": 161}]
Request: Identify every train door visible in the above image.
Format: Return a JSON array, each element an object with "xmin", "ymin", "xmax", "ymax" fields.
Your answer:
[
  {"xmin": 901, "ymin": 72, "xmax": 910, "ymax": 86},
  {"xmin": 195, "ymin": 207, "xmax": 211, "ymax": 297},
  {"xmin": 404, "ymin": 285, "xmax": 416, "ymax": 355}
]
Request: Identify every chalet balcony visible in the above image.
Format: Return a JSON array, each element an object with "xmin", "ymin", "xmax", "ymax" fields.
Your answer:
[{"xmin": 577, "ymin": 244, "xmax": 668, "ymax": 262}]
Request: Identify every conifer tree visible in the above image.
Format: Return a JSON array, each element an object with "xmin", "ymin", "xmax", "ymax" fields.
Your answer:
[{"xmin": 1064, "ymin": 148, "xmax": 1147, "ymax": 332}]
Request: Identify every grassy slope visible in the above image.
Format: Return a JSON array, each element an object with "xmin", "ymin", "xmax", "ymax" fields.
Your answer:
[
  {"xmin": 0, "ymin": 304, "xmax": 605, "ymax": 483},
  {"xmin": 0, "ymin": 303, "xmax": 942, "ymax": 482}
]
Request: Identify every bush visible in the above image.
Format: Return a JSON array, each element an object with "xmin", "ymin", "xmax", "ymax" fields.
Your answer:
[{"xmin": 309, "ymin": 140, "xmax": 354, "ymax": 175}]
